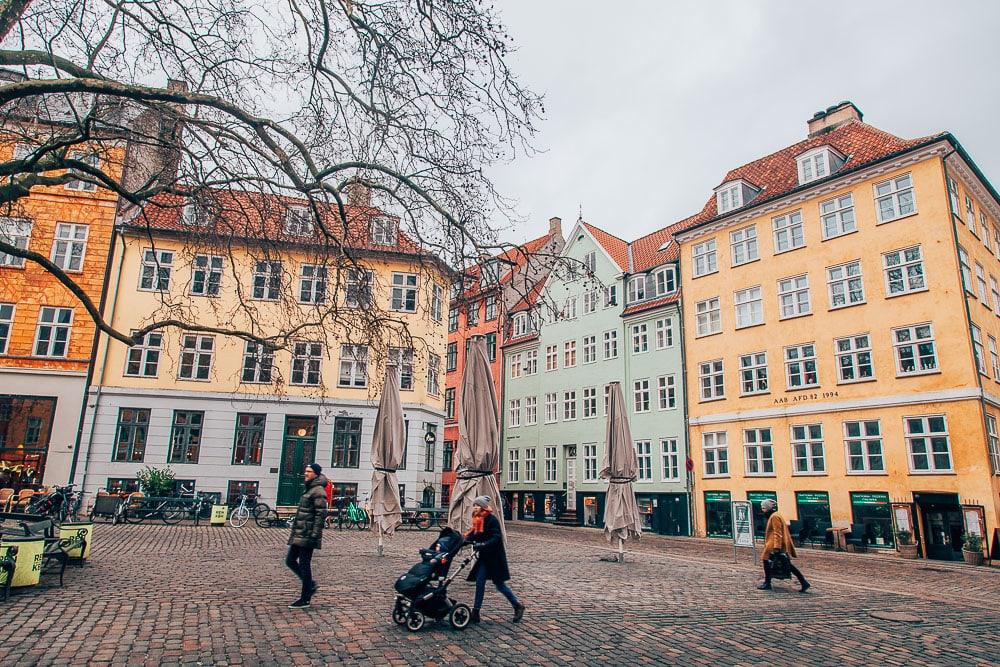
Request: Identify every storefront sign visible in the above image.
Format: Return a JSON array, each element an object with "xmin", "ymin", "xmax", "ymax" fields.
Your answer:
[
  {"xmin": 893, "ymin": 506, "xmax": 912, "ymax": 532},
  {"xmin": 851, "ymin": 492, "xmax": 889, "ymax": 506},
  {"xmin": 705, "ymin": 491, "xmax": 731, "ymax": 503},
  {"xmin": 747, "ymin": 491, "xmax": 776, "ymax": 503},
  {"xmin": 796, "ymin": 492, "xmax": 829, "ymax": 505},
  {"xmin": 732, "ymin": 501, "xmax": 754, "ymax": 548}
]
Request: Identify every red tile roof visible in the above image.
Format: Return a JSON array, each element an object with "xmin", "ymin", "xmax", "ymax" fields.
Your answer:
[
  {"xmin": 456, "ymin": 230, "xmax": 559, "ymax": 301},
  {"xmin": 621, "ymin": 292, "xmax": 681, "ymax": 316},
  {"xmin": 507, "ymin": 277, "xmax": 546, "ymax": 314},
  {"xmin": 582, "ymin": 222, "xmax": 630, "ymax": 271}
]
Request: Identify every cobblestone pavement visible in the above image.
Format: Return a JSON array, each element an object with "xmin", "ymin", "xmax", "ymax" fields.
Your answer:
[{"xmin": 1, "ymin": 520, "xmax": 997, "ymax": 666}]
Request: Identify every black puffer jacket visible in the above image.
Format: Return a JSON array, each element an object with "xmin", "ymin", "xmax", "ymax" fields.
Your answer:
[
  {"xmin": 288, "ymin": 474, "xmax": 328, "ymax": 549},
  {"xmin": 466, "ymin": 511, "xmax": 510, "ymax": 583}
]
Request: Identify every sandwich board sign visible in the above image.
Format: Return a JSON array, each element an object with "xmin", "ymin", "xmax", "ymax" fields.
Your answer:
[{"xmin": 732, "ymin": 500, "xmax": 756, "ymax": 561}]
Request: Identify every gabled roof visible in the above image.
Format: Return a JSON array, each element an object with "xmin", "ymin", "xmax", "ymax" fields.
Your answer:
[
  {"xmin": 581, "ymin": 222, "xmax": 630, "ymax": 271},
  {"xmin": 507, "ymin": 277, "xmax": 546, "ymax": 314},
  {"xmin": 456, "ymin": 230, "xmax": 558, "ymax": 301}
]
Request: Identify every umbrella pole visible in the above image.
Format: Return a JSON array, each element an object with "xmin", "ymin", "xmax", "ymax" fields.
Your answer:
[
  {"xmin": 618, "ymin": 537, "xmax": 624, "ymax": 564},
  {"xmin": 378, "ymin": 529, "xmax": 384, "ymax": 557}
]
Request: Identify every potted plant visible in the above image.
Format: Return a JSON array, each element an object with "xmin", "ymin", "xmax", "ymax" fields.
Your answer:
[
  {"xmin": 895, "ymin": 530, "xmax": 919, "ymax": 559},
  {"xmin": 135, "ymin": 466, "xmax": 176, "ymax": 498},
  {"xmin": 962, "ymin": 533, "xmax": 984, "ymax": 566}
]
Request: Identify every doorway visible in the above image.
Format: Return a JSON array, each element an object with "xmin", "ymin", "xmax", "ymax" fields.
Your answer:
[
  {"xmin": 915, "ymin": 492, "xmax": 963, "ymax": 561},
  {"xmin": 277, "ymin": 416, "xmax": 318, "ymax": 505},
  {"xmin": 657, "ymin": 493, "xmax": 690, "ymax": 536},
  {"xmin": 564, "ymin": 445, "xmax": 577, "ymax": 512}
]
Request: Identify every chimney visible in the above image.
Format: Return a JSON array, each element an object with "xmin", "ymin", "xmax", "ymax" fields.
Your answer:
[
  {"xmin": 548, "ymin": 216, "xmax": 562, "ymax": 237},
  {"xmin": 807, "ymin": 101, "xmax": 863, "ymax": 138},
  {"xmin": 344, "ymin": 182, "xmax": 372, "ymax": 207}
]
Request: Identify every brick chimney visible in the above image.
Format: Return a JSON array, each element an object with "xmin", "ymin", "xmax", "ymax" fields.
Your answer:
[
  {"xmin": 807, "ymin": 101, "xmax": 863, "ymax": 138},
  {"xmin": 344, "ymin": 182, "xmax": 372, "ymax": 207},
  {"xmin": 548, "ymin": 216, "xmax": 562, "ymax": 237}
]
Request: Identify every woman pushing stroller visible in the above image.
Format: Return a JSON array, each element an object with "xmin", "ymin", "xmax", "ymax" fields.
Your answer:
[{"xmin": 465, "ymin": 496, "xmax": 525, "ymax": 624}]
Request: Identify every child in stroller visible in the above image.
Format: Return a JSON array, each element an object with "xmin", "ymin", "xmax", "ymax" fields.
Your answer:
[{"xmin": 392, "ymin": 526, "xmax": 478, "ymax": 631}]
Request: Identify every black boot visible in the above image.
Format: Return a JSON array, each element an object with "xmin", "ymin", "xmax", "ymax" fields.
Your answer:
[
  {"xmin": 799, "ymin": 580, "xmax": 811, "ymax": 594},
  {"xmin": 470, "ymin": 608, "xmax": 481, "ymax": 624},
  {"xmin": 513, "ymin": 603, "xmax": 525, "ymax": 623},
  {"xmin": 756, "ymin": 582, "xmax": 772, "ymax": 590}
]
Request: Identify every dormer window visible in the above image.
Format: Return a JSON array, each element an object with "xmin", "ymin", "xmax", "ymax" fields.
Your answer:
[
  {"xmin": 181, "ymin": 202, "xmax": 208, "ymax": 227},
  {"xmin": 796, "ymin": 146, "xmax": 845, "ymax": 185},
  {"xmin": 480, "ymin": 259, "xmax": 500, "ymax": 287},
  {"xmin": 371, "ymin": 217, "xmax": 396, "ymax": 245},
  {"xmin": 628, "ymin": 275, "xmax": 646, "ymax": 303},
  {"xmin": 628, "ymin": 267, "xmax": 677, "ymax": 304},
  {"xmin": 284, "ymin": 206, "xmax": 312, "ymax": 236},
  {"xmin": 715, "ymin": 179, "xmax": 759, "ymax": 214},
  {"xmin": 512, "ymin": 312, "xmax": 530, "ymax": 338}
]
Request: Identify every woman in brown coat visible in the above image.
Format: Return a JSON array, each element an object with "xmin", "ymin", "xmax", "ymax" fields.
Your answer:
[{"xmin": 758, "ymin": 499, "xmax": 810, "ymax": 592}]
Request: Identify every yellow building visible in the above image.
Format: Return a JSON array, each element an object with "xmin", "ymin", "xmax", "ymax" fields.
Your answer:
[
  {"xmin": 74, "ymin": 187, "xmax": 450, "ymax": 507},
  {"xmin": 675, "ymin": 102, "xmax": 1000, "ymax": 561}
]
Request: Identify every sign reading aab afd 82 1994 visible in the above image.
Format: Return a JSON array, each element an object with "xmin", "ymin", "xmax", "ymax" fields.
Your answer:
[{"xmin": 732, "ymin": 501, "xmax": 754, "ymax": 548}]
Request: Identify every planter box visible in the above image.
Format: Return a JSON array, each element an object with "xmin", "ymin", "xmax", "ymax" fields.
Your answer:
[
  {"xmin": 897, "ymin": 543, "xmax": 919, "ymax": 559},
  {"xmin": 962, "ymin": 549, "xmax": 984, "ymax": 566}
]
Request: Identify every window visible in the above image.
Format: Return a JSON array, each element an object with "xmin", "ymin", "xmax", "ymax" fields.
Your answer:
[
  {"xmin": 965, "ymin": 195, "xmax": 977, "ymax": 234},
  {"xmin": 785, "ymin": 343, "xmax": 818, "ymax": 389},
  {"xmin": 603, "ymin": 330, "xmax": 618, "ymax": 359},
  {"xmin": 654, "ymin": 268, "xmax": 676, "ymax": 296},
  {"xmin": 113, "ymin": 408, "xmax": 150, "ymax": 462},
  {"xmin": 525, "ymin": 396, "xmax": 537, "ymax": 425},
  {"xmin": 525, "ymin": 349, "xmax": 538, "ymax": 375},
  {"xmin": 389, "ymin": 347, "xmax": 414, "ymax": 389},
  {"xmin": 628, "ymin": 276, "xmax": 646, "ymax": 303},
  {"xmin": 874, "ymin": 173, "xmax": 916, "ymax": 223},
  {"xmin": 603, "ymin": 284, "xmax": 618, "ymax": 308},
  {"xmin": 480, "ymin": 259, "xmax": 501, "ymax": 286},
  {"xmin": 844, "ymin": 420, "xmax": 884, "ymax": 473},
  {"xmin": 716, "ymin": 183, "xmax": 743, "ymax": 213},
  {"xmin": 169, "ymin": 410, "xmax": 204, "ymax": 463},
  {"xmin": 331, "ymin": 417, "xmax": 362, "ymax": 468},
  {"xmin": 773, "ymin": 211, "xmax": 805, "ymax": 253},
  {"xmin": 835, "ymin": 334, "xmax": 873, "ymax": 383},
  {"xmin": 703, "ymin": 432, "xmax": 729, "ymax": 477},
  {"xmin": 730, "ymin": 225, "xmax": 758, "ymax": 266},
  {"xmin": 125, "ymin": 331, "xmax": 163, "ymax": 377},
  {"xmin": 509, "ymin": 399, "xmax": 521, "ymax": 427},
  {"xmin": 958, "ymin": 246, "xmax": 973, "ymax": 294},
  {"xmin": 507, "ymin": 449, "xmax": 519, "ymax": 483},
  {"xmin": 561, "ymin": 296, "xmax": 577, "ymax": 320},
  {"xmin": 778, "ymin": 275, "xmax": 811, "ymax": 318},
  {"xmin": 631, "ymin": 324, "xmax": 648, "ymax": 353},
  {"xmin": 583, "ymin": 387, "xmax": 597, "ymax": 418},
  {"xmin": 371, "ymin": 217, "xmax": 397, "ymax": 245},
  {"xmin": 336, "ymin": 268, "xmax": 370, "ymax": 308},
  {"xmin": 64, "ymin": 150, "xmax": 99, "ymax": 191},
  {"xmin": 947, "ymin": 175, "xmax": 960, "ymax": 215},
  {"xmin": 743, "ymin": 428, "xmax": 774, "ymax": 476},
  {"xmin": 661, "ymin": 439, "xmax": 679, "ymax": 480},
  {"xmin": 33, "ymin": 306, "xmax": 73, "ymax": 357},
  {"xmin": 692, "ymin": 239, "xmax": 718, "ymax": 277},
  {"xmin": 883, "ymin": 246, "xmax": 925, "ymax": 296},
  {"xmin": 633, "ymin": 379, "xmax": 650, "ymax": 413},
  {"xmin": 545, "ymin": 345, "xmax": 558, "ymax": 371},
  {"xmin": 0, "ymin": 303, "xmax": 13, "ymax": 354},
  {"xmin": 252, "ymin": 261, "xmax": 281, "ymax": 300},
  {"xmin": 291, "ymin": 341, "xmax": 323, "ymax": 386},
  {"xmin": 511, "ymin": 312, "xmax": 532, "ymax": 338},
  {"xmin": 179, "ymin": 334, "xmax": 214, "ymax": 380},
  {"xmin": 972, "ymin": 324, "xmax": 987, "ymax": 376},
  {"xmin": 21, "ymin": 417, "xmax": 40, "ymax": 446},
  {"xmin": 977, "ymin": 263, "xmax": 989, "ymax": 306},
  {"xmin": 448, "ymin": 309, "xmax": 459, "ymax": 332},
  {"xmin": 466, "ymin": 301, "xmax": 479, "ymax": 326},
  {"xmin": 905, "ymin": 415, "xmax": 952, "ymax": 472},
  {"xmin": 295, "ymin": 264, "xmax": 326, "ymax": 304},
  {"xmin": 140, "ymin": 248, "xmax": 174, "ymax": 291},
  {"xmin": 990, "ymin": 336, "xmax": 1000, "ymax": 380},
  {"xmin": 695, "ymin": 297, "xmax": 721, "ymax": 336},
  {"xmin": 820, "ymin": 193, "xmax": 856, "ymax": 239},
  {"xmin": 699, "ymin": 359, "xmax": 724, "ymax": 400},
  {"xmin": 484, "ymin": 294, "xmax": 496, "ymax": 321},
  {"xmin": 739, "ymin": 352, "xmax": 768, "ymax": 395},
  {"xmin": 987, "ymin": 415, "xmax": 1000, "ymax": 474},
  {"xmin": 734, "ymin": 286, "xmax": 763, "ymax": 327},
  {"xmin": 564, "ymin": 340, "xmax": 577, "ymax": 367},
  {"xmin": 484, "ymin": 334, "xmax": 497, "ymax": 363},
  {"xmin": 50, "ymin": 223, "xmax": 89, "ymax": 272},
  {"xmin": 391, "ymin": 273, "xmax": 418, "ymax": 312},
  {"xmin": 984, "ymin": 213, "xmax": 993, "ymax": 251},
  {"xmin": 657, "ymin": 375, "xmax": 676, "ymax": 409},
  {"xmin": 584, "ymin": 251, "xmax": 597, "ymax": 273},
  {"xmin": 106, "ymin": 478, "xmax": 141, "ymax": 495},
  {"xmin": 525, "ymin": 448, "xmax": 537, "ymax": 483},
  {"xmin": 446, "ymin": 342, "xmax": 457, "ymax": 372},
  {"xmin": 577, "ymin": 335, "xmax": 596, "ymax": 364},
  {"xmin": 583, "ymin": 444, "xmax": 598, "ymax": 481},
  {"xmin": 190, "ymin": 254, "xmax": 223, "ymax": 296},
  {"xmin": 563, "ymin": 391, "xmax": 577, "ymax": 420},
  {"xmin": 426, "ymin": 353, "xmax": 440, "ymax": 395},
  {"xmin": 509, "ymin": 353, "xmax": 522, "ymax": 379},
  {"xmin": 283, "ymin": 206, "xmax": 312, "ymax": 236},
  {"xmin": 893, "ymin": 324, "xmax": 937, "ymax": 375},
  {"xmin": 232, "ymin": 413, "xmax": 266, "ymax": 465},
  {"xmin": 0, "ymin": 217, "xmax": 31, "ymax": 267},
  {"xmin": 655, "ymin": 318, "xmax": 673, "ymax": 349},
  {"xmin": 797, "ymin": 148, "xmax": 830, "ymax": 184},
  {"xmin": 994, "ymin": 226, "xmax": 1000, "ymax": 261},
  {"xmin": 544, "ymin": 393, "xmax": 558, "ymax": 423},
  {"xmin": 635, "ymin": 441, "xmax": 652, "ymax": 480},
  {"xmin": 180, "ymin": 203, "xmax": 207, "ymax": 227},
  {"xmin": 583, "ymin": 290, "xmax": 598, "ymax": 314},
  {"xmin": 791, "ymin": 424, "xmax": 825, "ymax": 474},
  {"xmin": 226, "ymin": 481, "xmax": 260, "ymax": 507},
  {"xmin": 827, "ymin": 261, "xmax": 864, "ymax": 308},
  {"xmin": 991, "ymin": 276, "xmax": 1000, "ymax": 312},
  {"xmin": 544, "ymin": 446, "xmax": 557, "ymax": 482}
]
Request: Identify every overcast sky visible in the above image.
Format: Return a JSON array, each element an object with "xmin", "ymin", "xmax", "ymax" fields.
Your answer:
[{"xmin": 488, "ymin": 0, "xmax": 1000, "ymax": 244}]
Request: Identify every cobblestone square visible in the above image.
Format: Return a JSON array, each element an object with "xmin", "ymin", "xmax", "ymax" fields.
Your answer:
[{"xmin": 0, "ymin": 521, "xmax": 997, "ymax": 666}]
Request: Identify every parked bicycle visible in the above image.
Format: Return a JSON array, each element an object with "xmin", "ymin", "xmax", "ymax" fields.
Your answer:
[
  {"xmin": 228, "ymin": 494, "xmax": 270, "ymax": 528},
  {"xmin": 123, "ymin": 495, "xmax": 187, "ymax": 525},
  {"xmin": 177, "ymin": 485, "xmax": 215, "ymax": 525},
  {"xmin": 255, "ymin": 509, "xmax": 292, "ymax": 528},
  {"xmin": 25, "ymin": 484, "xmax": 83, "ymax": 524},
  {"xmin": 326, "ymin": 495, "xmax": 370, "ymax": 530},
  {"xmin": 400, "ymin": 507, "xmax": 435, "ymax": 531}
]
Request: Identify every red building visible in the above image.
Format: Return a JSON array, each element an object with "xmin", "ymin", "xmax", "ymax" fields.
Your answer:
[{"xmin": 441, "ymin": 218, "xmax": 564, "ymax": 505}]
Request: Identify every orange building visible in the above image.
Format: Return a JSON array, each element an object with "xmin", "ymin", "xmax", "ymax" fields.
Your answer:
[{"xmin": 442, "ymin": 218, "xmax": 564, "ymax": 506}]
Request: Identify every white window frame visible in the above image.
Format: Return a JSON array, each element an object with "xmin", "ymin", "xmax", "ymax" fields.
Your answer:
[
  {"xmin": 545, "ymin": 345, "xmax": 558, "ymax": 371},
  {"xmin": 657, "ymin": 374, "xmax": 676, "ymax": 410},
  {"xmin": 904, "ymin": 415, "xmax": 952, "ymax": 473},
  {"xmin": 743, "ymin": 428, "xmax": 774, "ymax": 476},
  {"xmin": 338, "ymin": 344, "xmax": 368, "ymax": 388},
  {"xmin": 827, "ymin": 261, "xmax": 865, "ymax": 309},
  {"xmin": 124, "ymin": 331, "xmax": 164, "ymax": 379},
  {"xmin": 820, "ymin": 193, "xmax": 856, "ymax": 239},
  {"xmin": 507, "ymin": 449, "xmax": 519, "ymax": 483},
  {"xmin": 835, "ymin": 334, "xmax": 874, "ymax": 383},
  {"xmin": 989, "ymin": 335, "xmax": 1000, "ymax": 381},
  {"xmin": 283, "ymin": 206, "xmax": 312, "ymax": 236},
  {"xmin": 716, "ymin": 183, "xmax": 743, "ymax": 213},
  {"xmin": 655, "ymin": 318, "xmax": 674, "ymax": 349},
  {"xmin": 344, "ymin": 268, "xmax": 373, "ymax": 308},
  {"xmin": 291, "ymin": 341, "xmax": 323, "ymax": 386},
  {"xmin": 33, "ymin": 306, "xmax": 73, "ymax": 358},
  {"xmin": 139, "ymin": 248, "xmax": 174, "ymax": 292},
  {"xmin": 791, "ymin": 424, "xmax": 825, "ymax": 475},
  {"xmin": 797, "ymin": 147, "xmax": 830, "ymax": 184},
  {"xmin": 583, "ymin": 387, "xmax": 598, "ymax": 418},
  {"xmin": 958, "ymin": 246, "xmax": 974, "ymax": 294},
  {"xmin": 986, "ymin": 414, "xmax": 1000, "ymax": 475},
  {"xmin": 563, "ymin": 340, "xmax": 577, "ymax": 367},
  {"xmin": 241, "ymin": 340, "xmax": 274, "ymax": 384},
  {"xmin": 431, "ymin": 284, "xmax": 444, "ymax": 322},
  {"xmin": 583, "ymin": 444, "xmax": 598, "ymax": 481},
  {"xmin": 64, "ymin": 150, "xmax": 99, "ymax": 192},
  {"xmin": 874, "ymin": 173, "xmax": 916, "ymax": 223},
  {"xmin": 990, "ymin": 276, "xmax": 1000, "ymax": 313},
  {"xmin": 972, "ymin": 324, "xmax": 987, "ymax": 376},
  {"xmin": 883, "ymin": 246, "xmax": 926, "ymax": 297},
  {"xmin": 0, "ymin": 217, "xmax": 31, "ymax": 267},
  {"xmin": 509, "ymin": 353, "xmax": 522, "ymax": 380},
  {"xmin": 702, "ymin": 431, "xmax": 729, "ymax": 477},
  {"xmin": 734, "ymin": 286, "xmax": 763, "ymax": 328},
  {"xmin": 699, "ymin": 359, "xmax": 724, "ymax": 401},
  {"xmin": 976, "ymin": 262, "xmax": 990, "ymax": 306},
  {"xmin": 730, "ymin": 225, "xmax": 758, "ymax": 266},
  {"xmin": 544, "ymin": 446, "xmax": 557, "ymax": 483},
  {"xmin": 298, "ymin": 263, "xmax": 327, "ymax": 304},
  {"xmin": 784, "ymin": 343, "xmax": 818, "ymax": 389},
  {"xmin": 178, "ymin": 334, "xmax": 215, "ymax": 381},
  {"xmin": 635, "ymin": 440, "xmax": 652, "ymax": 481},
  {"xmin": 739, "ymin": 352, "xmax": 768, "ymax": 396},
  {"xmin": 892, "ymin": 323, "xmax": 938, "ymax": 376},
  {"xmin": 633, "ymin": 379, "xmax": 650, "ymax": 413},
  {"xmin": 584, "ymin": 251, "xmax": 597, "ymax": 273},
  {"xmin": 371, "ymin": 217, "xmax": 397, "ymax": 245},
  {"xmin": 50, "ymin": 222, "xmax": 89, "ymax": 272},
  {"xmin": 661, "ymin": 438, "xmax": 680, "ymax": 481},
  {"xmin": 252, "ymin": 260, "xmax": 282, "ymax": 300},
  {"xmin": 772, "ymin": 211, "xmax": 805, "ymax": 254},
  {"xmin": 426, "ymin": 353, "xmax": 440, "ymax": 395},
  {"xmin": 525, "ymin": 396, "xmax": 537, "ymax": 425},
  {"xmin": 544, "ymin": 393, "xmax": 558, "ymax": 423},
  {"xmin": 0, "ymin": 303, "xmax": 14, "ymax": 355},
  {"xmin": 563, "ymin": 391, "xmax": 577, "ymax": 420},
  {"xmin": 390, "ymin": 272, "xmax": 418, "ymax": 312},
  {"xmin": 583, "ymin": 335, "xmax": 597, "ymax": 364},
  {"xmin": 965, "ymin": 195, "xmax": 978, "ymax": 235},
  {"xmin": 524, "ymin": 448, "xmax": 537, "ymax": 483},
  {"xmin": 778, "ymin": 274, "xmax": 811, "ymax": 319},
  {"xmin": 525, "ymin": 349, "xmax": 538, "ymax": 375},
  {"xmin": 695, "ymin": 297, "xmax": 721, "ymax": 336},
  {"xmin": 631, "ymin": 323, "xmax": 648, "ymax": 354},
  {"xmin": 692, "ymin": 239, "xmax": 718, "ymax": 277},
  {"xmin": 190, "ymin": 254, "xmax": 224, "ymax": 297},
  {"xmin": 509, "ymin": 399, "xmax": 521, "ymax": 428},
  {"xmin": 603, "ymin": 330, "xmax": 618, "ymax": 359},
  {"xmin": 628, "ymin": 276, "xmax": 646, "ymax": 303},
  {"xmin": 583, "ymin": 289, "xmax": 598, "ymax": 314},
  {"xmin": 844, "ymin": 420, "xmax": 885, "ymax": 474}
]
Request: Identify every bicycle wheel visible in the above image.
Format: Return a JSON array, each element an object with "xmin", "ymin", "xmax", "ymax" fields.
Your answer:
[
  {"xmin": 252, "ymin": 502, "xmax": 271, "ymax": 518},
  {"xmin": 415, "ymin": 512, "xmax": 432, "ymax": 530},
  {"xmin": 256, "ymin": 509, "xmax": 277, "ymax": 528},
  {"xmin": 230, "ymin": 506, "xmax": 251, "ymax": 528},
  {"xmin": 124, "ymin": 506, "xmax": 147, "ymax": 524},
  {"xmin": 161, "ymin": 502, "xmax": 186, "ymax": 525},
  {"xmin": 354, "ymin": 512, "xmax": 370, "ymax": 531}
]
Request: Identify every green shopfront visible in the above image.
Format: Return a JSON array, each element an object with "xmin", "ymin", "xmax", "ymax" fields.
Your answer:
[{"xmin": 704, "ymin": 490, "xmax": 732, "ymax": 538}]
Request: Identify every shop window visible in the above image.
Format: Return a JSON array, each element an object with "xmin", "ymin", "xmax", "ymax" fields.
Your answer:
[
  {"xmin": 227, "ymin": 480, "xmax": 260, "ymax": 506},
  {"xmin": 794, "ymin": 491, "xmax": 832, "ymax": 539},
  {"xmin": 747, "ymin": 491, "xmax": 777, "ymax": 538},
  {"xmin": 106, "ymin": 478, "xmax": 141, "ymax": 494},
  {"xmin": 332, "ymin": 417, "xmax": 362, "ymax": 468},
  {"xmin": 704, "ymin": 491, "xmax": 732, "ymax": 538},
  {"xmin": 850, "ymin": 491, "xmax": 894, "ymax": 548}
]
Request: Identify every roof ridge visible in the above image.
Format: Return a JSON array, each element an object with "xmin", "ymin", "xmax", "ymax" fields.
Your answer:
[{"xmin": 581, "ymin": 221, "xmax": 628, "ymax": 244}]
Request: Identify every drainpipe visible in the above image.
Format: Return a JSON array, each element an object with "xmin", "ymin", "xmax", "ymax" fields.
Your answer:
[{"xmin": 677, "ymin": 294, "xmax": 695, "ymax": 537}]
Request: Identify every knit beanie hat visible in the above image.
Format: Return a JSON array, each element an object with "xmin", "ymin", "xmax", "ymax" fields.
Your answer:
[
  {"xmin": 307, "ymin": 463, "xmax": 323, "ymax": 475},
  {"xmin": 473, "ymin": 495, "xmax": 491, "ymax": 509}
]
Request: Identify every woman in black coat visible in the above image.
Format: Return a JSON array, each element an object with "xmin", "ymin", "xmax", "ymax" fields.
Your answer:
[{"xmin": 465, "ymin": 496, "xmax": 525, "ymax": 623}]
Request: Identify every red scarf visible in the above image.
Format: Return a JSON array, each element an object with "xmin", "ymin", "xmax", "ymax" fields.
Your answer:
[{"xmin": 468, "ymin": 507, "xmax": 491, "ymax": 537}]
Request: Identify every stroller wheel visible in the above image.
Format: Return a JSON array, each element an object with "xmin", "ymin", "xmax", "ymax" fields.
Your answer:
[
  {"xmin": 449, "ymin": 603, "xmax": 472, "ymax": 630},
  {"xmin": 406, "ymin": 612, "xmax": 426, "ymax": 632},
  {"xmin": 392, "ymin": 601, "xmax": 408, "ymax": 625}
]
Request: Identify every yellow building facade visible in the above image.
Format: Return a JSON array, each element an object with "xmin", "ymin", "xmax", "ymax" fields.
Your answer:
[
  {"xmin": 74, "ymin": 191, "xmax": 450, "ymax": 507},
  {"xmin": 676, "ymin": 104, "xmax": 999, "ymax": 561}
]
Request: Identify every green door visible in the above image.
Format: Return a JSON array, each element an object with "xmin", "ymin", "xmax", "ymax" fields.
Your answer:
[{"xmin": 277, "ymin": 416, "xmax": 318, "ymax": 506}]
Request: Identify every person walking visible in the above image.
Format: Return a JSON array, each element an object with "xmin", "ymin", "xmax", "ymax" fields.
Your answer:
[
  {"xmin": 465, "ymin": 496, "xmax": 525, "ymax": 623},
  {"xmin": 286, "ymin": 462, "xmax": 328, "ymax": 609},
  {"xmin": 758, "ymin": 498, "xmax": 810, "ymax": 593}
]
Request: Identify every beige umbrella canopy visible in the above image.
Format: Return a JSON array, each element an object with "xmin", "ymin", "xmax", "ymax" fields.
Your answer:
[
  {"xmin": 446, "ymin": 336, "xmax": 505, "ymax": 542},
  {"xmin": 601, "ymin": 381, "xmax": 642, "ymax": 563},
  {"xmin": 370, "ymin": 364, "xmax": 405, "ymax": 555}
]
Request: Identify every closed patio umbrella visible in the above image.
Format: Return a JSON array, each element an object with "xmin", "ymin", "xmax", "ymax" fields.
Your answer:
[
  {"xmin": 447, "ymin": 336, "xmax": 505, "ymax": 542},
  {"xmin": 370, "ymin": 364, "xmax": 405, "ymax": 556},
  {"xmin": 601, "ymin": 381, "xmax": 642, "ymax": 563}
]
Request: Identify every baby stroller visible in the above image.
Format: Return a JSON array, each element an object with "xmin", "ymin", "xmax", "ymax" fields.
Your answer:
[{"xmin": 392, "ymin": 526, "xmax": 478, "ymax": 632}]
